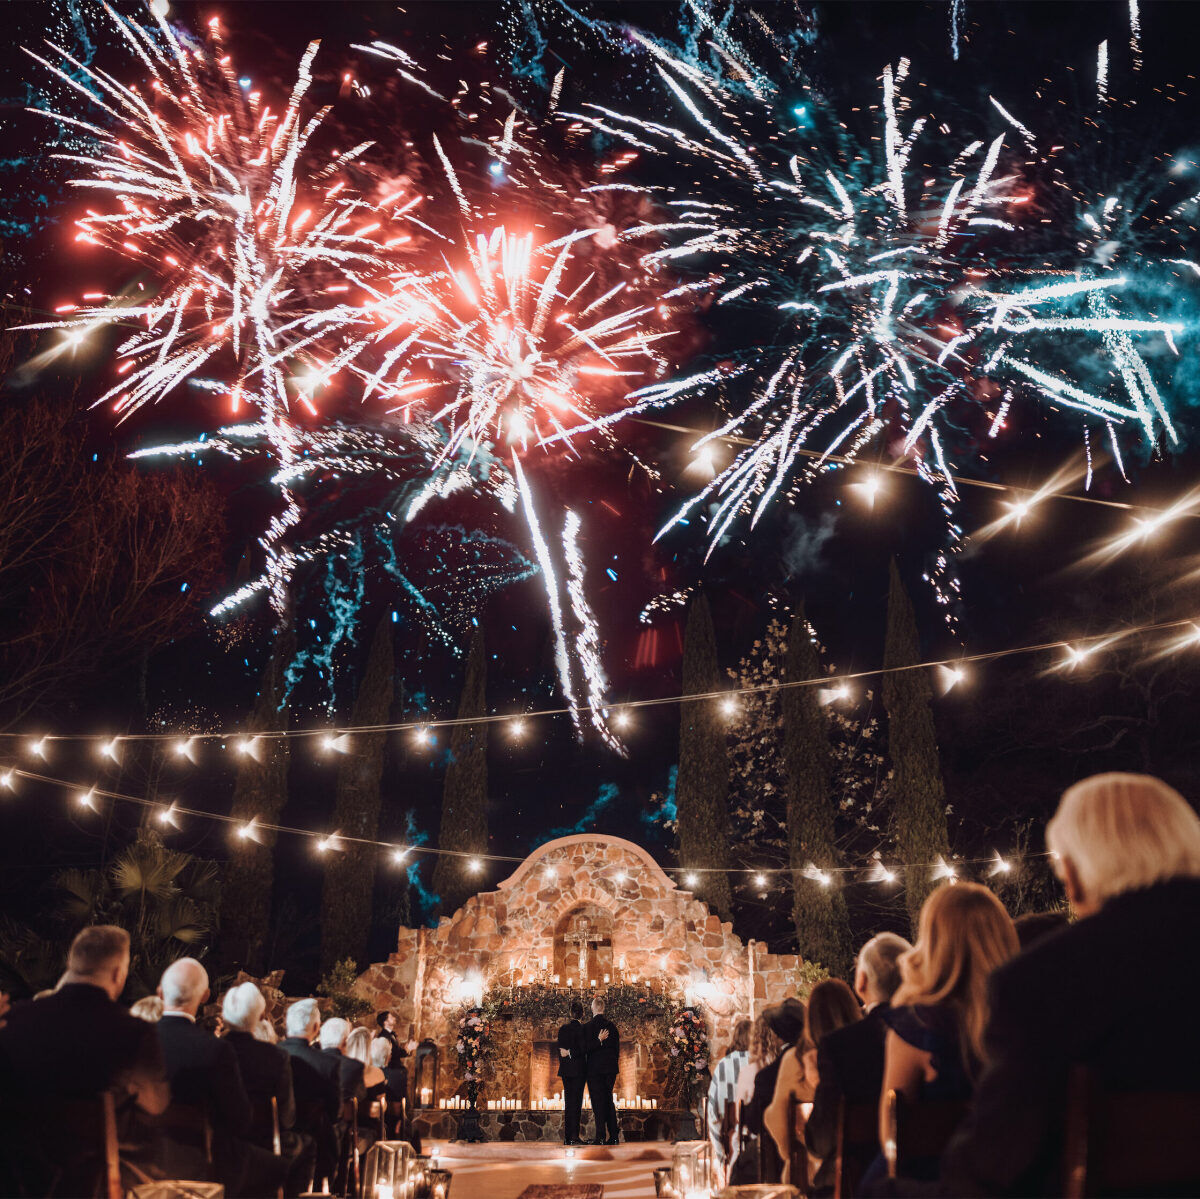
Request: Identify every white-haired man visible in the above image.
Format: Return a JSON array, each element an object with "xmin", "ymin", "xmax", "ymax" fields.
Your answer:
[
  {"xmin": 806, "ymin": 931, "xmax": 911, "ymax": 1193},
  {"xmin": 223, "ymin": 983, "xmax": 314, "ymax": 1197},
  {"xmin": 280, "ymin": 999, "xmax": 341, "ymax": 1189},
  {"xmin": 944, "ymin": 773, "xmax": 1200, "ymax": 1195},
  {"xmin": 319, "ymin": 1015, "xmax": 367, "ymax": 1108}
]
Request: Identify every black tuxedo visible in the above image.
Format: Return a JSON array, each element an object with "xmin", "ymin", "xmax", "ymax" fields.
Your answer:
[
  {"xmin": 806, "ymin": 1003, "xmax": 889, "ymax": 1193},
  {"xmin": 583, "ymin": 1014, "xmax": 620, "ymax": 1143},
  {"xmin": 557, "ymin": 1019, "xmax": 587, "ymax": 1142},
  {"xmin": 322, "ymin": 1046, "xmax": 366, "ymax": 1108},
  {"xmin": 0, "ymin": 982, "xmax": 168, "ymax": 1197},
  {"xmin": 377, "ymin": 1027, "xmax": 408, "ymax": 1063},
  {"xmin": 280, "ymin": 1038, "xmax": 341, "ymax": 1186},
  {"xmin": 944, "ymin": 879, "xmax": 1200, "ymax": 1196}
]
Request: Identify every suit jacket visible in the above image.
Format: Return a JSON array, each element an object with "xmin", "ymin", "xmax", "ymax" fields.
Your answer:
[
  {"xmin": 0, "ymin": 982, "xmax": 167, "ymax": 1109},
  {"xmin": 583, "ymin": 1015, "xmax": 620, "ymax": 1076},
  {"xmin": 557, "ymin": 1019, "xmax": 586, "ymax": 1079},
  {"xmin": 224, "ymin": 1029, "xmax": 296, "ymax": 1146},
  {"xmin": 280, "ymin": 1037, "xmax": 343, "ymax": 1126},
  {"xmin": 943, "ymin": 879, "xmax": 1200, "ymax": 1197},
  {"xmin": 322, "ymin": 1046, "xmax": 366, "ymax": 1108},
  {"xmin": 378, "ymin": 1028, "xmax": 407, "ymax": 1062},
  {"xmin": 157, "ymin": 1014, "xmax": 252, "ymax": 1136}
]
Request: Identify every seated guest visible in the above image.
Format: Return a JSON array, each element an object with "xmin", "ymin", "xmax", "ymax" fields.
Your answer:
[
  {"xmin": 707, "ymin": 1017, "xmax": 752, "ymax": 1185},
  {"xmin": 280, "ymin": 999, "xmax": 342, "ymax": 1191},
  {"xmin": 346, "ymin": 1026, "xmax": 386, "ymax": 1146},
  {"xmin": 371, "ymin": 1037, "xmax": 408, "ymax": 1137},
  {"xmin": 130, "ymin": 994, "xmax": 164, "ymax": 1023},
  {"xmin": 0, "ymin": 926, "xmax": 168, "ymax": 1197},
  {"xmin": 728, "ymin": 1010, "xmax": 786, "ymax": 1183},
  {"xmin": 320, "ymin": 1016, "xmax": 367, "ymax": 1108},
  {"xmin": 157, "ymin": 958, "xmax": 284, "ymax": 1198},
  {"xmin": 733, "ymin": 998, "xmax": 806, "ymax": 1185},
  {"xmin": 223, "ymin": 982, "xmax": 314, "ymax": 1198},
  {"xmin": 767, "ymin": 980, "xmax": 862, "ymax": 1182},
  {"xmin": 806, "ymin": 932, "xmax": 910, "ymax": 1195},
  {"xmin": 875, "ymin": 883, "xmax": 1018, "ymax": 1182},
  {"xmin": 1013, "ymin": 909, "xmax": 1070, "ymax": 951},
  {"xmin": 254, "ymin": 1018, "xmax": 279, "ymax": 1044},
  {"xmin": 943, "ymin": 773, "xmax": 1200, "ymax": 1196}
]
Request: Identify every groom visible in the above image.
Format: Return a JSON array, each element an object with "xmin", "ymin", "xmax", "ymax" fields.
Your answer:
[
  {"xmin": 583, "ymin": 996, "xmax": 620, "ymax": 1146},
  {"xmin": 556, "ymin": 1000, "xmax": 587, "ymax": 1146}
]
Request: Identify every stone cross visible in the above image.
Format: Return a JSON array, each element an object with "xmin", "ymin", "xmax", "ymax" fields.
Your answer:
[{"xmin": 564, "ymin": 915, "xmax": 598, "ymax": 981}]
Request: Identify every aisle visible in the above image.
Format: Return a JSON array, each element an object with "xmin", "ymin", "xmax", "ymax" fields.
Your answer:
[{"xmin": 427, "ymin": 1139, "xmax": 669, "ymax": 1198}]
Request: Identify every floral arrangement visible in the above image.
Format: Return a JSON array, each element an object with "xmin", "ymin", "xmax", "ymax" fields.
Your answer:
[
  {"xmin": 481, "ymin": 982, "xmax": 676, "ymax": 1025},
  {"xmin": 454, "ymin": 1006, "xmax": 491, "ymax": 1111},
  {"xmin": 666, "ymin": 1006, "xmax": 710, "ymax": 1103}
]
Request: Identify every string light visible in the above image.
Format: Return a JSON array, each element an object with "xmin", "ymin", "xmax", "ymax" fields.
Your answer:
[
  {"xmin": 392, "ymin": 846, "xmax": 409, "ymax": 865},
  {"xmin": 157, "ymin": 802, "xmax": 180, "ymax": 828},
  {"xmin": 29, "ymin": 737, "xmax": 48, "ymax": 760},
  {"xmin": 867, "ymin": 859, "xmax": 898, "ymax": 884},
  {"xmin": 753, "ymin": 872, "xmax": 767, "ymax": 889},
  {"xmin": 234, "ymin": 736, "xmax": 259, "ymax": 757},
  {"xmin": 855, "ymin": 473, "xmax": 884, "ymax": 508},
  {"xmin": 77, "ymin": 787, "xmax": 97, "ymax": 810},
  {"xmin": 988, "ymin": 852, "xmax": 1012, "ymax": 876},
  {"xmin": 684, "ymin": 871, "xmax": 700, "ymax": 888},
  {"xmin": 173, "ymin": 737, "xmax": 196, "ymax": 761},
  {"xmin": 1, "ymin": 769, "xmax": 14, "ymax": 790},
  {"xmin": 939, "ymin": 664, "xmax": 966, "ymax": 692},
  {"xmin": 100, "ymin": 739, "xmax": 121, "ymax": 762},
  {"xmin": 932, "ymin": 854, "xmax": 958, "ymax": 882},
  {"xmin": 1064, "ymin": 644, "xmax": 1094, "ymax": 668},
  {"xmin": 468, "ymin": 856, "xmax": 483, "ymax": 873},
  {"xmin": 613, "ymin": 870, "xmax": 628, "ymax": 884},
  {"xmin": 236, "ymin": 817, "xmax": 260, "ymax": 842},
  {"xmin": 509, "ymin": 719, "xmax": 526, "ymax": 740},
  {"xmin": 321, "ymin": 733, "xmax": 351, "ymax": 754},
  {"xmin": 316, "ymin": 832, "xmax": 342, "ymax": 853},
  {"xmin": 612, "ymin": 708, "xmax": 632, "ymax": 730},
  {"xmin": 819, "ymin": 683, "xmax": 852, "ymax": 705},
  {"xmin": 719, "ymin": 696, "xmax": 738, "ymax": 719},
  {"xmin": 413, "ymin": 726, "xmax": 432, "ymax": 747}
]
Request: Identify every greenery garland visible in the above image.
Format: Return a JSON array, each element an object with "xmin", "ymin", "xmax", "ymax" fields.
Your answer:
[{"xmin": 479, "ymin": 982, "xmax": 680, "ymax": 1026}]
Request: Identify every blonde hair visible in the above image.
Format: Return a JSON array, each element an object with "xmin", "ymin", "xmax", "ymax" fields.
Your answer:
[
  {"xmin": 345, "ymin": 1025, "xmax": 373, "ymax": 1065},
  {"xmin": 747, "ymin": 1011, "xmax": 784, "ymax": 1070},
  {"xmin": 130, "ymin": 995, "xmax": 163, "ymax": 1023},
  {"xmin": 1048, "ymin": 773, "xmax": 1200, "ymax": 906},
  {"xmin": 893, "ymin": 882, "xmax": 1017, "ymax": 1074}
]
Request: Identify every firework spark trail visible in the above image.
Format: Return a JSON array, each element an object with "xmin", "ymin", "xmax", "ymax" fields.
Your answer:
[
  {"xmin": 555, "ymin": 25, "xmax": 1187, "ymax": 615},
  {"xmin": 22, "ymin": 5, "xmax": 415, "ymax": 619}
]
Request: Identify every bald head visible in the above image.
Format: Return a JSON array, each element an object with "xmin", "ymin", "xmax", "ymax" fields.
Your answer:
[{"xmin": 159, "ymin": 958, "xmax": 210, "ymax": 1016}]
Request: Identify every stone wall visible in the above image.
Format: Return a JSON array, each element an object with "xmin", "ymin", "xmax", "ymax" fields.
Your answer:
[{"xmin": 357, "ymin": 835, "xmax": 809, "ymax": 1104}]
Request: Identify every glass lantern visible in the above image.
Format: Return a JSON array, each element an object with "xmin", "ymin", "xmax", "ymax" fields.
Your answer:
[
  {"xmin": 362, "ymin": 1140, "xmax": 416, "ymax": 1199},
  {"xmin": 409, "ymin": 1154, "xmax": 433, "ymax": 1199},
  {"xmin": 670, "ymin": 1138, "xmax": 714, "ymax": 1197},
  {"xmin": 428, "ymin": 1167, "xmax": 453, "ymax": 1199}
]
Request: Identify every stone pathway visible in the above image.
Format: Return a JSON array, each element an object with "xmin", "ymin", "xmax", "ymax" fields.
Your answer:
[{"xmin": 428, "ymin": 1139, "xmax": 669, "ymax": 1199}]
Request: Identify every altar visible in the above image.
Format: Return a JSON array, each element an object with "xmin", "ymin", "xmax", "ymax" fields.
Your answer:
[{"xmin": 357, "ymin": 834, "xmax": 807, "ymax": 1131}]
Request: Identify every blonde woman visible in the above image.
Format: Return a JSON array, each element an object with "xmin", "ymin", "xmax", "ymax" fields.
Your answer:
[{"xmin": 877, "ymin": 882, "xmax": 1017, "ymax": 1180}]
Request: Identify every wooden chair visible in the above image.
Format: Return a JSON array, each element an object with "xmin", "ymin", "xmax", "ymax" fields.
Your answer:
[
  {"xmin": 882, "ymin": 1090, "xmax": 968, "ymax": 1181},
  {"xmin": 153, "ymin": 1102, "xmax": 215, "ymax": 1181},
  {"xmin": 334, "ymin": 1096, "xmax": 360, "ymax": 1198},
  {"xmin": 833, "ymin": 1097, "xmax": 879, "ymax": 1199},
  {"xmin": 785, "ymin": 1094, "xmax": 810, "ymax": 1196},
  {"xmin": 1063, "ymin": 1066, "xmax": 1200, "ymax": 1197}
]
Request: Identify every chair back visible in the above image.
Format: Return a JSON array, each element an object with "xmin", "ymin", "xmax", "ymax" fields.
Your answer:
[
  {"xmin": 834, "ymin": 1097, "xmax": 879, "ymax": 1199},
  {"xmin": 786, "ymin": 1094, "xmax": 809, "ymax": 1195},
  {"xmin": 882, "ymin": 1090, "xmax": 969, "ymax": 1181},
  {"xmin": 1064, "ymin": 1066, "xmax": 1200, "ymax": 1198}
]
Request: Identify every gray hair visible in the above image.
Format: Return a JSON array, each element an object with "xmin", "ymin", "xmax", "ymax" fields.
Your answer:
[
  {"xmin": 253, "ymin": 1019, "xmax": 278, "ymax": 1044},
  {"xmin": 160, "ymin": 958, "xmax": 208, "ymax": 1009},
  {"xmin": 286, "ymin": 998, "xmax": 321, "ymax": 1040},
  {"xmin": 222, "ymin": 981, "xmax": 266, "ymax": 1032},
  {"xmin": 319, "ymin": 1016, "xmax": 351, "ymax": 1051},
  {"xmin": 857, "ymin": 932, "xmax": 912, "ymax": 1002},
  {"xmin": 344, "ymin": 1026, "xmax": 372, "ymax": 1065},
  {"xmin": 370, "ymin": 1037, "xmax": 392, "ymax": 1068},
  {"xmin": 591, "ymin": 997, "xmax": 605, "ymax": 1015},
  {"xmin": 1048, "ymin": 773, "xmax": 1200, "ymax": 906}
]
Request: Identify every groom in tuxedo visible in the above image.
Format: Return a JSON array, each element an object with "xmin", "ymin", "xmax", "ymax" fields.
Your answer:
[
  {"xmin": 583, "ymin": 997, "xmax": 620, "ymax": 1146},
  {"xmin": 556, "ymin": 1000, "xmax": 587, "ymax": 1145}
]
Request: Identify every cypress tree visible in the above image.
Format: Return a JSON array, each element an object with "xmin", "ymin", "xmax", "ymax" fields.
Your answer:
[
  {"xmin": 676, "ymin": 594, "xmax": 733, "ymax": 921},
  {"xmin": 431, "ymin": 627, "xmax": 489, "ymax": 917},
  {"xmin": 781, "ymin": 606, "xmax": 852, "ymax": 976},
  {"xmin": 882, "ymin": 560, "xmax": 950, "ymax": 933},
  {"xmin": 218, "ymin": 624, "xmax": 293, "ymax": 975},
  {"xmin": 319, "ymin": 615, "xmax": 395, "ymax": 973}
]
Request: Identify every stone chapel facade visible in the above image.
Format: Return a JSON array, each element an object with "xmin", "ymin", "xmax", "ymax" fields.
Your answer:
[{"xmin": 356, "ymin": 833, "xmax": 808, "ymax": 1105}]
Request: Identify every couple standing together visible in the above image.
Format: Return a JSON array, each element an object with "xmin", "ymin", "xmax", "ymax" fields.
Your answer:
[{"xmin": 556, "ymin": 997, "xmax": 620, "ymax": 1146}]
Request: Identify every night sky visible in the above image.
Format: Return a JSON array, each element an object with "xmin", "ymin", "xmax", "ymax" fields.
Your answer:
[{"xmin": 3, "ymin": 0, "xmax": 1200, "ymax": 990}]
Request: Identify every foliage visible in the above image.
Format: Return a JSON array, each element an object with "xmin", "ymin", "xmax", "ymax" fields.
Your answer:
[
  {"xmin": 321, "ymin": 615, "xmax": 395, "ymax": 972},
  {"xmin": 882, "ymin": 560, "xmax": 950, "ymax": 933},
  {"xmin": 316, "ymin": 957, "xmax": 373, "ymax": 1020},
  {"xmin": 665, "ymin": 1006, "xmax": 710, "ymax": 1103},
  {"xmin": 455, "ymin": 1007, "xmax": 492, "ymax": 1110},
  {"xmin": 793, "ymin": 959, "xmax": 831, "ymax": 1003},
  {"xmin": 677, "ymin": 594, "xmax": 733, "ymax": 920},
  {"xmin": 481, "ymin": 982, "xmax": 678, "ymax": 1026},
  {"xmin": 218, "ymin": 624, "xmax": 293, "ymax": 976},
  {"xmin": 0, "ymin": 827, "xmax": 220, "ymax": 999},
  {"xmin": 782, "ymin": 607, "xmax": 852, "ymax": 978},
  {"xmin": 432, "ymin": 626, "xmax": 489, "ymax": 917}
]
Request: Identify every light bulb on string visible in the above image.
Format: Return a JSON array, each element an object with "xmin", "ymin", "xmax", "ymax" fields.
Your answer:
[
  {"xmin": 29, "ymin": 737, "xmax": 48, "ymax": 760},
  {"xmin": 157, "ymin": 802, "xmax": 180, "ymax": 829},
  {"xmin": 1, "ymin": 769, "xmax": 15, "ymax": 791},
  {"xmin": 316, "ymin": 832, "xmax": 342, "ymax": 854},
  {"xmin": 932, "ymin": 854, "xmax": 957, "ymax": 882},
  {"xmin": 1064, "ymin": 644, "xmax": 1094, "ymax": 668},
  {"xmin": 509, "ymin": 718, "xmax": 527, "ymax": 740},
  {"xmin": 719, "ymin": 696, "xmax": 738, "ymax": 719},
  {"xmin": 753, "ymin": 872, "xmax": 768, "ymax": 889},
  {"xmin": 802, "ymin": 863, "xmax": 833, "ymax": 887},
  {"xmin": 100, "ymin": 739, "xmax": 121, "ymax": 763},
  {"xmin": 467, "ymin": 856, "xmax": 483, "ymax": 874},
  {"xmin": 413, "ymin": 726, "xmax": 432, "ymax": 747},
  {"xmin": 320, "ymin": 733, "xmax": 350, "ymax": 755},
  {"xmin": 988, "ymin": 852, "xmax": 1012, "ymax": 877},
  {"xmin": 938, "ymin": 664, "xmax": 966, "ymax": 693},
  {"xmin": 236, "ymin": 816, "xmax": 260, "ymax": 843},
  {"xmin": 77, "ymin": 787, "xmax": 97, "ymax": 811},
  {"xmin": 819, "ymin": 683, "xmax": 852, "ymax": 705},
  {"xmin": 234, "ymin": 736, "xmax": 260, "ymax": 758},
  {"xmin": 684, "ymin": 871, "xmax": 700, "ymax": 888},
  {"xmin": 173, "ymin": 737, "xmax": 196, "ymax": 762},
  {"xmin": 612, "ymin": 708, "xmax": 632, "ymax": 731},
  {"xmin": 867, "ymin": 859, "xmax": 898, "ymax": 884},
  {"xmin": 392, "ymin": 846, "xmax": 409, "ymax": 865},
  {"xmin": 854, "ymin": 472, "xmax": 884, "ymax": 508}
]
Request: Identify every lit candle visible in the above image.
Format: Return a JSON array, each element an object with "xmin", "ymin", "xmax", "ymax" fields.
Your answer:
[
  {"xmin": 553, "ymin": 974, "xmax": 560, "ymax": 985},
  {"xmin": 566, "ymin": 977, "xmax": 573, "ymax": 988},
  {"xmin": 589, "ymin": 978, "xmax": 596, "ymax": 988},
  {"xmin": 604, "ymin": 973, "xmax": 610, "ymax": 984}
]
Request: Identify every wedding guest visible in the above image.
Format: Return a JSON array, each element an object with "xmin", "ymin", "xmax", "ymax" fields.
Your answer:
[
  {"xmin": 876, "ymin": 883, "xmax": 1018, "ymax": 1182},
  {"xmin": 943, "ymin": 773, "xmax": 1200, "ymax": 1196},
  {"xmin": 806, "ymin": 932, "xmax": 911, "ymax": 1195},
  {"xmin": 346, "ymin": 1026, "xmax": 387, "ymax": 1146},
  {"xmin": 370, "ymin": 1037, "xmax": 408, "ymax": 1137},
  {"xmin": 130, "ymin": 994, "xmax": 164, "ymax": 1023},
  {"xmin": 557, "ymin": 999, "xmax": 588, "ymax": 1146},
  {"xmin": 734, "ymin": 998, "xmax": 806, "ymax": 1184},
  {"xmin": 320, "ymin": 1016, "xmax": 366, "ymax": 1108},
  {"xmin": 728, "ymin": 1010, "xmax": 786, "ymax": 1184},
  {"xmin": 1013, "ymin": 909, "xmax": 1070, "ymax": 951},
  {"xmin": 253, "ymin": 1018, "xmax": 279, "ymax": 1044},
  {"xmin": 157, "ymin": 958, "xmax": 286, "ymax": 1197},
  {"xmin": 375, "ymin": 1009, "xmax": 416, "ymax": 1064},
  {"xmin": 223, "ymin": 982, "xmax": 314, "ymax": 1198},
  {"xmin": 767, "ymin": 981, "xmax": 861, "ymax": 1181},
  {"xmin": 0, "ymin": 926, "xmax": 168, "ymax": 1197},
  {"xmin": 707, "ymin": 1017, "xmax": 752, "ymax": 1183},
  {"xmin": 280, "ymin": 999, "xmax": 341, "ymax": 1189}
]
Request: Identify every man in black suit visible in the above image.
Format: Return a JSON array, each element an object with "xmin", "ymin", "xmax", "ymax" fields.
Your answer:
[
  {"xmin": 280, "ymin": 999, "xmax": 342, "ymax": 1190},
  {"xmin": 943, "ymin": 773, "xmax": 1200, "ymax": 1196},
  {"xmin": 583, "ymin": 997, "xmax": 621, "ymax": 1145},
  {"xmin": 319, "ymin": 1016, "xmax": 366, "ymax": 1107},
  {"xmin": 375, "ymin": 1009, "xmax": 417, "ymax": 1066},
  {"xmin": 806, "ymin": 931, "xmax": 911, "ymax": 1194},
  {"xmin": 557, "ymin": 1000, "xmax": 588, "ymax": 1145},
  {"xmin": 157, "ymin": 958, "xmax": 285, "ymax": 1198},
  {"xmin": 0, "ymin": 925, "xmax": 169, "ymax": 1197},
  {"xmin": 223, "ymin": 981, "xmax": 315, "ymax": 1198}
]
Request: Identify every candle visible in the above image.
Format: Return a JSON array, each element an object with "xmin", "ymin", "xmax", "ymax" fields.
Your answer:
[
  {"xmin": 604, "ymin": 973, "xmax": 610, "ymax": 984},
  {"xmin": 589, "ymin": 978, "xmax": 596, "ymax": 988},
  {"xmin": 553, "ymin": 974, "xmax": 560, "ymax": 985},
  {"xmin": 566, "ymin": 977, "xmax": 573, "ymax": 988}
]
